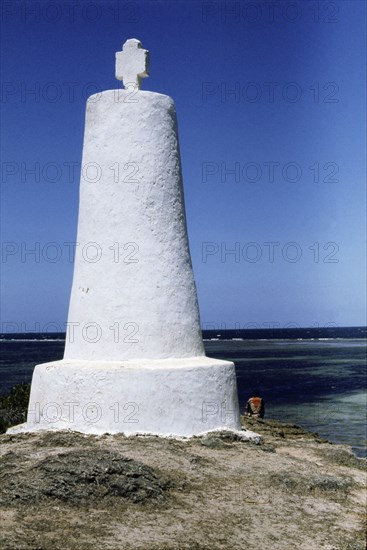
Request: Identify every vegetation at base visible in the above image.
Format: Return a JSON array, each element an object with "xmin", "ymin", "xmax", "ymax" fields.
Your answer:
[{"xmin": 0, "ymin": 384, "xmax": 31, "ymax": 433}]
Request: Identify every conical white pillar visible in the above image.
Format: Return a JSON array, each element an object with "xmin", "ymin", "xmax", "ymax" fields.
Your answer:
[
  {"xmin": 14, "ymin": 40, "xmax": 241, "ymax": 437},
  {"xmin": 64, "ymin": 90, "xmax": 204, "ymax": 362}
]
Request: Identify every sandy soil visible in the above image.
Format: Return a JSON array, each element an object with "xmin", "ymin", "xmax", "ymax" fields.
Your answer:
[{"xmin": 1, "ymin": 418, "xmax": 366, "ymax": 549}]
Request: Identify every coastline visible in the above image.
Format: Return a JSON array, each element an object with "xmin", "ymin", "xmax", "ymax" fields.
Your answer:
[{"xmin": 1, "ymin": 418, "xmax": 366, "ymax": 549}]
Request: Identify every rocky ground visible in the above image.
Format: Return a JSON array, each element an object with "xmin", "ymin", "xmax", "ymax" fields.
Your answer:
[{"xmin": 0, "ymin": 418, "xmax": 366, "ymax": 549}]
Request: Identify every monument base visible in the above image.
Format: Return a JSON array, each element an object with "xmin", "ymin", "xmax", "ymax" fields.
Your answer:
[{"xmin": 9, "ymin": 357, "xmax": 243, "ymax": 437}]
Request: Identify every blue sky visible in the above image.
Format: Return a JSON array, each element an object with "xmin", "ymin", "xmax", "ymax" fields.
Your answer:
[{"xmin": 1, "ymin": 0, "xmax": 366, "ymax": 332}]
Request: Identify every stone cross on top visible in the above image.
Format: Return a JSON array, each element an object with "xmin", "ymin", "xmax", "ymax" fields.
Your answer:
[{"xmin": 115, "ymin": 39, "xmax": 149, "ymax": 90}]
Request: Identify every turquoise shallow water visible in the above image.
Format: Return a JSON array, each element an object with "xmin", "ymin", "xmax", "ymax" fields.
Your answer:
[
  {"xmin": 268, "ymin": 392, "xmax": 367, "ymax": 457},
  {"xmin": 0, "ymin": 336, "xmax": 366, "ymax": 457},
  {"xmin": 204, "ymin": 339, "xmax": 367, "ymax": 457}
]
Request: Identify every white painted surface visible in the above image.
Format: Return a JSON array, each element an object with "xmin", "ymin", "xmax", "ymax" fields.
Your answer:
[
  {"xmin": 64, "ymin": 90, "xmax": 205, "ymax": 362},
  {"xmin": 15, "ymin": 41, "xmax": 243, "ymax": 438},
  {"xmin": 115, "ymin": 38, "xmax": 149, "ymax": 89},
  {"xmin": 21, "ymin": 357, "xmax": 241, "ymax": 436}
]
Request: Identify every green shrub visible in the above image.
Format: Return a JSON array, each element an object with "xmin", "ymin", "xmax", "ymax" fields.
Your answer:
[{"xmin": 0, "ymin": 383, "xmax": 31, "ymax": 433}]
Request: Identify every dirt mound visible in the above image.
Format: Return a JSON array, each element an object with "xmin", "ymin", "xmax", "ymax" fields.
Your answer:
[
  {"xmin": 1, "ymin": 449, "xmax": 171, "ymax": 506},
  {"xmin": 1, "ymin": 421, "xmax": 365, "ymax": 549}
]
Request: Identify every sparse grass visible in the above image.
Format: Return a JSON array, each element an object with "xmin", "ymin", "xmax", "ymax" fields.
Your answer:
[{"xmin": 1, "ymin": 423, "xmax": 365, "ymax": 549}]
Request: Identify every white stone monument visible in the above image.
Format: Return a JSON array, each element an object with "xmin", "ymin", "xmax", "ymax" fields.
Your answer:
[{"xmin": 11, "ymin": 40, "xmax": 243, "ymax": 437}]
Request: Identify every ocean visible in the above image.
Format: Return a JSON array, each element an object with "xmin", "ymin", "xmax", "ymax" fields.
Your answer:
[{"xmin": 1, "ymin": 327, "xmax": 366, "ymax": 457}]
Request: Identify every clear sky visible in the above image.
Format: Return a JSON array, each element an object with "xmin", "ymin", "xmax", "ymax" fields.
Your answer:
[{"xmin": 1, "ymin": 0, "xmax": 366, "ymax": 332}]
